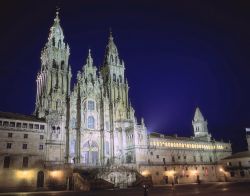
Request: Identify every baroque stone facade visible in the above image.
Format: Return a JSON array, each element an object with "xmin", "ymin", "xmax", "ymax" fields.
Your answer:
[
  {"xmin": 0, "ymin": 12, "xmax": 232, "ymax": 190},
  {"xmin": 34, "ymin": 11, "xmax": 147, "ymax": 167}
]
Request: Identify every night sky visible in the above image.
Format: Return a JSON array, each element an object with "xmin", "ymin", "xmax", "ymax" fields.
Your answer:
[{"xmin": 0, "ymin": 0, "xmax": 250, "ymax": 153}]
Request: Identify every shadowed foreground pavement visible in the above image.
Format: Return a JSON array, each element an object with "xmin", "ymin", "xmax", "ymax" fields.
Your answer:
[{"xmin": 0, "ymin": 182, "xmax": 249, "ymax": 196}]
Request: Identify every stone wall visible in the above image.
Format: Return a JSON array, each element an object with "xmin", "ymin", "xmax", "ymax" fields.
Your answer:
[{"xmin": 139, "ymin": 164, "xmax": 221, "ymax": 184}]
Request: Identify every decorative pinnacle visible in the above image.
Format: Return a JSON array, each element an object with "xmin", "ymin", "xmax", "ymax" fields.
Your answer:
[
  {"xmin": 109, "ymin": 27, "xmax": 113, "ymax": 41},
  {"xmin": 54, "ymin": 6, "xmax": 60, "ymax": 23},
  {"xmin": 88, "ymin": 48, "xmax": 91, "ymax": 57},
  {"xmin": 56, "ymin": 6, "xmax": 60, "ymax": 14},
  {"xmin": 86, "ymin": 48, "xmax": 93, "ymax": 65}
]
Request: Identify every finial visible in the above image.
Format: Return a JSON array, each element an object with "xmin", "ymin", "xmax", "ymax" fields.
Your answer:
[
  {"xmin": 54, "ymin": 6, "xmax": 60, "ymax": 23},
  {"xmin": 141, "ymin": 118, "xmax": 145, "ymax": 126},
  {"xmin": 86, "ymin": 48, "xmax": 93, "ymax": 65},
  {"xmin": 109, "ymin": 27, "xmax": 113, "ymax": 40},
  {"xmin": 56, "ymin": 6, "xmax": 60, "ymax": 15}
]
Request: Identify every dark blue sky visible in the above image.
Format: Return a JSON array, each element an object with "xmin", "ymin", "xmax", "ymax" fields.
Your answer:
[{"xmin": 0, "ymin": 0, "xmax": 250, "ymax": 152}]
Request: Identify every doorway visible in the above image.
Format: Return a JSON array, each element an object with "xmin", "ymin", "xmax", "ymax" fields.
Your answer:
[
  {"xmin": 82, "ymin": 141, "xmax": 99, "ymax": 166},
  {"xmin": 196, "ymin": 175, "xmax": 200, "ymax": 183},
  {"xmin": 164, "ymin": 176, "xmax": 168, "ymax": 184},
  {"xmin": 37, "ymin": 171, "xmax": 44, "ymax": 188}
]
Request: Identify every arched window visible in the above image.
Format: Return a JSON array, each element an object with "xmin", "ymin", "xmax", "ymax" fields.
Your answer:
[
  {"xmin": 58, "ymin": 40, "xmax": 61, "ymax": 48},
  {"xmin": 88, "ymin": 100, "xmax": 95, "ymax": 111},
  {"xmin": 61, "ymin": 61, "xmax": 64, "ymax": 70},
  {"xmin": 88, "ymin": 73, "xmax": 93, "ymax": 81},
  {"xmin": 105, "ymin": 141, "xmax": 109, "ymax": 155},
  {"xmin": 113, "ymin": 74, "xmax": 116, "ymax": 82},
  {"xmin": 56, "ymin": 99, "xmax": 61, "ymax": 111},
  {"xmin": 87, "ymin": 116, "xmax": 95, "ymax": 129},
  {"xmin": 71, "ymin": 117, "xmax": 77, "ymax": 128},
  {"xmin": 52, "ymin": 60, "xmax": 57, "ymax": 68},
  {"xmin": 52, "ymin": 37, "xmax": 55, "ymax": 46}
]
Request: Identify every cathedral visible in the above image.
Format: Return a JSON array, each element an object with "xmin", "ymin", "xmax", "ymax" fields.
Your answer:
[
  {"xmin": 35, "ymin": 11, "xmax": 147, "ymax": 167},
  {"xmin": 0, "ymin": 11, "xmax": 232, "ymax": 191}
]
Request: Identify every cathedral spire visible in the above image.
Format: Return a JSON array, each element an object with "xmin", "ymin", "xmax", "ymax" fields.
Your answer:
[
  {"xmin": 80, "ymin": 49, "xmax": 97, "ymax": 84},
  {"xmin": 47, "ymin": 9, "xmax": 65, "ymax": 48},
  {"xmin": 86, "ymin": 49, "xmax": 93, "ymax": 66},
  {"xmin": 104, "ymin": 30, "xmax": 119, "ymax": 65},
  {"xmin": 109, "ymin": 28, "xmax": 114, "ymax": 42},
  {"xmin": 54, "ymin": 10, "xmax": 60, "ymax": 24},
  {"xmin": 36, "ymin": 9, "xmax": 72, "ymax": 118},
  {"xmin": 107, "ymin": 29, "xmax": 116, "ymax": 52}
]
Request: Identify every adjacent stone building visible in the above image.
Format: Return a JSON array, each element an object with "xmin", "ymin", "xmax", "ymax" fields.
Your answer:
[
  {"xmin": 0, "ymin": 12, "xmax": 232, "ymax": 190},
  {"xmin": 138, "ymin": 108, "xmax": 231, "ymax": 184},
  {"xmin": 219, "ymin": 129, "xmax": 250, "ymax": 182}
]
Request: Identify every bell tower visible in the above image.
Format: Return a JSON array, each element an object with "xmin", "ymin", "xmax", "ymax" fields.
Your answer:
[
  {"xmin": 100, "ymin": 31, "xmax": 133, "ymax": 164},
  {"xmin": 35, "ymin": 11, "xmax": 72, "ymax": 118},
  {"xmin": 192, "ymin": 107, "xmax": 211, "ymax": 141},
  {"xmin": 35, "ymin": 10, "xmax": 72, "ymax": 163},
  {"xmin": 101, "ymin": 31, "xmax": 129, "ymax": 116}
]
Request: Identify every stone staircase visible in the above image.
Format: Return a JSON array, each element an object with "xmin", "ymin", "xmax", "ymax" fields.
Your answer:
[
  {"xmin": 73, "ymin": 165, "xmax": 141, "ymax": 190},
  {"xmin": 73, "ymin": 168, "xmax": 114, "ymax": 190},
  {"xmin": 96, "ymin": 165, "xmax": 137, "ymax": 188},
  {"xmin": 72, "ymin": 173, "xmax": 90, "ymax": 191},
  {"xmin": 132, "ymin": 170, "xmax": 153, "ymax": 187}
]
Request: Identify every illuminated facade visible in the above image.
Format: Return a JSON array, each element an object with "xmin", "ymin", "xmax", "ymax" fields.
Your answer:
[
  {"xmin": 136, "ymin": 107, "xmax": 231, "ymax": 184},
  {"xmin": 0, "ymin": 12, "xmax": 232, "ymax": 190},
  {"xmin": 34, "ymin": 11, "xmax": 147, "ymax": 167},
  {"xmin": 219, "ymin": 129, "xmax": 250, "ymax": 182}
]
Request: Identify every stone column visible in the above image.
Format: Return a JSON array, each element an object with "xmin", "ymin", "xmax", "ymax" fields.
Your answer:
[
  {"xmin": 122, "ymin": 128, "xmax": 127, "ymax": 163},
  {"xmin": 100, "ymin": 97, "xmax": 105, "ymax": 166},
  {"xmin": 52, "ymin": 72, "xmax": 56, "ymax": 90},
  {"xmin": 125, "ymin": 84, "xmax": 129, "ymax": 108},
  {"xmin": 48, "ymin": 72, "xmax": 52, "ymax": 94},
  {"xmin": 67, "ymin": 71, "xmax": 71, "ymax": 95},
  {"xmin": 43, "ymin": 72, "xmax": 46, "ymax": 93},
  {"xmin": 76, "ymin": 96, "xmax": 82, "ymax": 164},
  {"xmin": 109, "ymin": 103, "xmax": 115, "ymax": 164},
  {"xmin": 36, "ymin": 78, "xmax": 39, "ymax": 103},
  {"xmin": 64, "ymin": 74, "xmax": 67, "ymax": 94},
  {"xmin": 40, "ymin": 73, "xmax": 44, "ymax": 94}
]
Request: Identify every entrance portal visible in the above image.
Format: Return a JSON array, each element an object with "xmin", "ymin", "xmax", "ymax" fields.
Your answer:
[
  {"xmin": 197, "ymin": 175, "xmax": 200, "ymax": 183},
  {"xmin": 164, "ymin": 176, "xmax": 168, "ymax": 184},
  {"xmin": 37, "ymin": 171, "xmax": 44, "ymax": 188},
  {"xmin": 82, "ymin": 140, "xmax": 99, "ymax": 166}
]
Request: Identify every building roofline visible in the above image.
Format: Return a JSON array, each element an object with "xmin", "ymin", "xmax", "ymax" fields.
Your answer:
[
  {"xmin": 221, "ymin": 151, "xmax": 250, "ymax": 160},
  {"xmin": 0, "ymin": 111, "xmax": 45, "ymax": 123}
]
